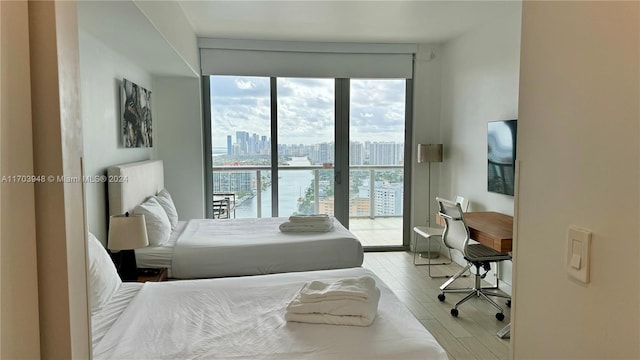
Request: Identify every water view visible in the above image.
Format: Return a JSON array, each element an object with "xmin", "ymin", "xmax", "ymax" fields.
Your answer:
[{"xmin": 234, "ymin": 157, "xmax": 314, "ymax": 218}]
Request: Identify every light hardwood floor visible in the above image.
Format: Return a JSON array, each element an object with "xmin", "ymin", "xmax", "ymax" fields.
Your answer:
[{"xmin": 363, "ymin": 251, "xmax": 511, "ymax": 360}]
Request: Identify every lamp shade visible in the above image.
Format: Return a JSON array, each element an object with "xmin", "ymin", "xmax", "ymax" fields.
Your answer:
[
  {"xmin": 417, "ymin": 144, "xmax": 443, "ymax": 163},
  {"xmin": 107, "ymin": 214, "xmax": 149, "ymax": 250}
]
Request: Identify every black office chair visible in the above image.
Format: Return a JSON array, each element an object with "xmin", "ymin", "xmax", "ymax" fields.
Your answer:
[{"xmin": 435, "ymin": 197, "xmax": 511, "ymax": 321}]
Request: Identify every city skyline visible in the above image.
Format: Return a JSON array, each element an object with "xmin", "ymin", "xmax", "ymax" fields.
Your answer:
[{"xmin": 219, "ymin": 129, "xmax": 405, "ymax": 166}]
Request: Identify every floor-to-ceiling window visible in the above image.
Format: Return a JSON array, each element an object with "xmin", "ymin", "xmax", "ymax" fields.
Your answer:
[
  {"xmin": 209, "ymin": 76, "xmax": 272, "ymax": 218},
  {"xmin": 205, "ymin": 76, "xmax": 410, "ymax": 248}
]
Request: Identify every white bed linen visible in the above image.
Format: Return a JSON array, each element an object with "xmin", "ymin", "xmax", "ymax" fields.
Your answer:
[
  {"xmin": 135, "ymin": 221, "xmax": 187, "ymax": 276},
  {"xmin": 93, "ymin": 268, "xmax": 448, "ymax": 360},
  {"xmin": 171, "ymin": 217, "xmax": 364, "ymax": 279},
  {"xmin": 91, "ymin": 283, "xmax": 142, "ymax": 349}
]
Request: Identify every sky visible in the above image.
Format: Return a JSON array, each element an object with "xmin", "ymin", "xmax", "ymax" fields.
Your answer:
[{"xmin": 209, "ymin": 75, "xmax": 406, "ymax": 148}]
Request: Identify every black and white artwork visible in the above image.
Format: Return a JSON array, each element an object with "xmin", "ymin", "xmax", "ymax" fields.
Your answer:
[{"xmin": 121, "ymin": 78, "xmax": 153, "ymax": 148}]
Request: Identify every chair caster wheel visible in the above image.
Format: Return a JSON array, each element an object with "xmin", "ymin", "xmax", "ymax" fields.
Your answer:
[
  {"xmin": 496, "ymin": 313, "xmax": 505, "ymax": 321},
  {"xmin": 506, "ymin": 300, "xmax": 511, "ymax": 308},
  {"xmin": 450, "ymin": 308, "xmax": 459, "ymax": 317},
  {"xmin": 438, "ymin": 294, "xmax": 446, "ymax": 302}
]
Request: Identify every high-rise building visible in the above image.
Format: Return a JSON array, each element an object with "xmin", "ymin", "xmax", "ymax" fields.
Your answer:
[
  {"xmin": 235, "ymin": 131, "xmax": 250, "ymax": 155},
  {"xmin": 251, "ymin": 133, "xmax": 259, "ymax": 154},
  {"xmin": 359, "ymin": 181, "xmax": 403, "ymax": 216},
  {"xmin": 350, "ymin": 141, "xmax": 363, "ymax": 165},
  {"xmin": 310, "ymin": 142, "xmax": 334, "ymax": 164},
  {"xmin": 349, "ymin": 197, "xmax": 370, "ymax": 216},
  {"xmin": 374, "ymin": 183, "xmax": 403, "ymax": 215},
  {"xmin": 376, "ymin": 142, "xmax": 394, "ymax": 165},
  {"xmin": 369, "ymin": 142, "xmax": 402, "ymax": 165},
  {"xmin": 226, "ymin": 135, "xmax": 232, "ymax": 155},
  {"xmin": 213, "ymin": 172, "xmax": 253, "ymax": 193}
]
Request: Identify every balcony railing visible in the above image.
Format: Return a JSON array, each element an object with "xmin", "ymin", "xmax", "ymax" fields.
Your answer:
[{"xmin": 212, "ymin": 164, "xmax": 404, "ymax": 219}]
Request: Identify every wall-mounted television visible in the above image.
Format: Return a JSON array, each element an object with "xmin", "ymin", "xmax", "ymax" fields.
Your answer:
[{"xmin": 487, "ymin": 119, "xmax": 517, "ymax": 196}]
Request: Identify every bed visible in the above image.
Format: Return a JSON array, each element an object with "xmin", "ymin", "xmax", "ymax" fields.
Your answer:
[
  {"xmin": 88, "ymin": 234, "xmax": 448, "ymax": 359},
  {"xmin": 107, "ymin": 160, "xmax": 364, "ymax": 279}
]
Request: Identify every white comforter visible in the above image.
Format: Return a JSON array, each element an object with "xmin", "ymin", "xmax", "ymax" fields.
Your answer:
[
  {"xmin": 171, "ymin": 218, "xmax": 364, "ymax": 279},
  {"xmin": 93, "ymin": 268, "xmax": 448, "ymax": 360}
]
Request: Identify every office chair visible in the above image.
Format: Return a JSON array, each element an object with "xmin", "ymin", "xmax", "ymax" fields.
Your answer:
[
  {"xmin": 412, "ymin": 196, "xmax": 469, "ymax": 279},
  {"xmin": 435, "ymin": 197, "xmax": 511, "ymax": 321}
]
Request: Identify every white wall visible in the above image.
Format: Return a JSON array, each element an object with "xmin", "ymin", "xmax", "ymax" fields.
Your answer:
[
  {"xmin": 78, "ymin": 0, "xmax": 200, "ymax": 242},
  {"xmin": 79, "ymin": 30, "xmax": 154, "ymax": 243},
  {"xmin": 439, "ymin": 9, "xmax": 521, "ymax": 215},
  {"xmin": 411, "ymin": 44, "xmax": 443, "ymax": 235},
  {"xmin": 134, "ymin": 0, "xmax": 199, "ymax": 76},
  {"xmin": 513, "ymin": 1, "xmax": 639, "ymax": 358},
  {"xmin": 154, "ymin": 76, "xmax": 205, "ymax": 220},
  {"xmin": 437, "ymin": 9, "xmax": 522, "ymax": 288}
]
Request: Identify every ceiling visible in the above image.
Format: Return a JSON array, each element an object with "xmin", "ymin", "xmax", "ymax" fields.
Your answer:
[
  {"xmin": 77, "ymin": 1, "xmax": 521, "ymax": 77},
  {"xmin": 178, "ymin": 1, "xmax": 522, "ymax": 44},
  {"xmin": 78, "ymin": 0, "xmax": 197, "ymax": 76}
]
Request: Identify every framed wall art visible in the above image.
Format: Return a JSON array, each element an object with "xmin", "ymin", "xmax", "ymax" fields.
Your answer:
[{"xmin": 121, "ymin": 78, "xmax": 152, "ymax": 148}]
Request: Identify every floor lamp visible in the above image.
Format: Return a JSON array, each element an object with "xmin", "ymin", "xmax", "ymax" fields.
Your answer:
[{"xmin": 417, "ymin": 144, "xmax": 443, "ymax": 257}]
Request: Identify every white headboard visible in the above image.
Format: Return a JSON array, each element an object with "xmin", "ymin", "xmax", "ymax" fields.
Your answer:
[{"xmin": 107, "ymin": 160, "xmax": 164, "ymax": 216}]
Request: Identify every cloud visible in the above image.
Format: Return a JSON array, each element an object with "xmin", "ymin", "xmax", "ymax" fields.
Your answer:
[
  {"xmin": 209, "ymin": 76, "xmax": 406, "ymax": 146},
  {"xmin": 235, "ymin": 78, "xmax": 256, "ymax": 90}
]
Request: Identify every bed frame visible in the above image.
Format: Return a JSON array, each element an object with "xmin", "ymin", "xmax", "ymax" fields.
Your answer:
[{"xmin": 107, "ymin": 160, "xmax": 165, "ymax": 216}]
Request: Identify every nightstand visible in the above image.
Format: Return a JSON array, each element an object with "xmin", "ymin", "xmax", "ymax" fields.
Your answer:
[{"xmin": 136, "ymin": 268, "xmax": 168, "ymax": 282}]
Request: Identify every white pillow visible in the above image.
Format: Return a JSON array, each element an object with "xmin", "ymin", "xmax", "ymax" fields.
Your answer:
[
  {"xmin": 87, "ymin": 232, "xmax": 122, "ymax": 314},
  {"xmin": 133, "ymin": 197, "xmax": 171, "ymax": 246},
  {"xmin": 156, "ymin": 188, "xmax": 178, "ymax": 229}
]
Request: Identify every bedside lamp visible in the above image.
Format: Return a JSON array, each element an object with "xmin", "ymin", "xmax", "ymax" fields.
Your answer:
[{"xmin": 108, "ymin": 212, "xmax": 149, "ymax": 281}]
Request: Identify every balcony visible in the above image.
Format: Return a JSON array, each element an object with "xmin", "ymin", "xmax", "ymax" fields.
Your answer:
[
  {"xmin": 349, "ymin": 216, "xmax": 403, "ymax": 247},
  {"xmin": 212, "ymin": 164, "xmax": 404, "ymax": 247}
]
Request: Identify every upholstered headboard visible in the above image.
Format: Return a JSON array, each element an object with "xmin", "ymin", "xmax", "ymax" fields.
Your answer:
[{"xmin": 107, "ymin": 160, "xmax": 164, "ymax": 216}]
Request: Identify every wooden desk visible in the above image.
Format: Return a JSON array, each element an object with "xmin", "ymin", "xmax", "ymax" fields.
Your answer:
[
  {"xmin": 464, "ymin": 212, "xmax": 513, "ymax": 253},
  {"xmin": 437, "ymin": 211, "xmax": 513, "ymax": 253}
]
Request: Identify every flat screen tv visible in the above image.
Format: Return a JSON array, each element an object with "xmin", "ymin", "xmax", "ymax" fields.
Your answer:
[{"xmin": 487, "ymin": 119, "xmax": 517, "ymax": 196}]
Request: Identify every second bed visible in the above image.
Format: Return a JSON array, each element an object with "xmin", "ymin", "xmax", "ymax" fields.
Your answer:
[{"xmin": 108, "ymin": 160, "xmax": 364, "ymax": 279}]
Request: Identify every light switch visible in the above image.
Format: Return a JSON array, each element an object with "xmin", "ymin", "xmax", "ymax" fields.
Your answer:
[
  {"xmin": 570, "ymin": 253, "xmax": 581, "ymax": 269},
  {"xmin": 567, "ymin": 226, "xmax": 591, "ymax": 283}
]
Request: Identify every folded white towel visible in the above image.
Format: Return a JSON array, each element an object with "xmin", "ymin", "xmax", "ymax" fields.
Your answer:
[
  {"xmin": 284, "ymin": 219, "xmax": 331, "ymax": 226},
  {"xmin": 285, "ymin": 278, "xmax": 380, "ymax": 327},
  {"xmin": 299, "ymin": 276, "xmax": 376, "ymax": 302},
  {"xmin": 279, "ymin": 219, "xmax": 334, "ymax": 233},
  {"xmin": 289, "ymin": 214, "xmax": 330, "ymax": 222},
  {"xmin": 284, "ymin": 309, "xmax": 377, "ymax": 327},
  {"xmin": 287, "ymin": 287, "xmax": 381, "ymax": 316}
]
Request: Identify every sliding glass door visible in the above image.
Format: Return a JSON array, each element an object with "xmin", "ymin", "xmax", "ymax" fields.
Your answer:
[
  {"xmin": 276, "ymin": 78, "xmax": 335, "ymax": 217},
  {"xmin": 347, "ymin": 79, "xmax": 407, "ymax": 247}
]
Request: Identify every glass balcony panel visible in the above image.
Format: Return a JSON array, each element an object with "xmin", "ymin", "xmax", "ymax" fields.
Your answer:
[{"xmin": 212, "ymin": 166, "xmax": 401, "ymax": 246}]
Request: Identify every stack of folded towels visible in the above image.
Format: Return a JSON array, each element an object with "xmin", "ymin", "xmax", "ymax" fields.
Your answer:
[
  {"xmin": 279, "ymin": 214, "xmax": 334, "ymax": 233},
  {"xmin": 285, "ymin": 275, "xmax": 381, "ymax": 327}
]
